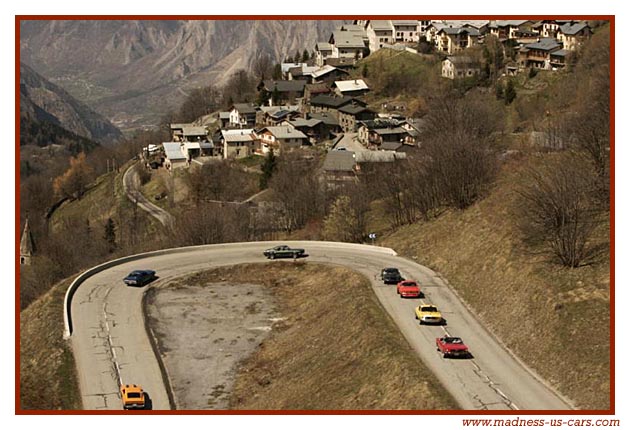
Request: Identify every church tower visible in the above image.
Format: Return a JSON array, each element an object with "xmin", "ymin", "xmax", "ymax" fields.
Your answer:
[{"xmin": 20, "ymin": 218, "xmax": 35, "ymax": 266}]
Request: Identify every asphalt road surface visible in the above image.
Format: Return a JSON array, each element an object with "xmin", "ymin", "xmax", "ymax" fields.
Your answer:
[{"xmin": 70, "ymin": 241, "xmax": 573, "ymax": 411}]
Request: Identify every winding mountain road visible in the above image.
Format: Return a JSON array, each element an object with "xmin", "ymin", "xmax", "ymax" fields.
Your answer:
[
  {"xmin": 68, "ymin": 241, "xmax": 573, "ymax": 411},
  {"xmin": 122, "ymin": 164, "xmax": 174, "ymax": 227}
]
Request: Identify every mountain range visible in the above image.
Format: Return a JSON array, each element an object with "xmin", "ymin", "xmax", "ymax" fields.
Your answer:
[
  {"xmin": 20, "ymin": 20, "xmax": 342, "ymax": 131},
  {"xmin": 20, "ymin": 62, "xmax": 123, "ymax": 146}
]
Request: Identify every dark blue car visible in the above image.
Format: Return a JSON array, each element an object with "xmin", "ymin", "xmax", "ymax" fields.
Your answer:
[{"xmin": 123, "ymin": 270, "xmax": 156, "ymax": 287}]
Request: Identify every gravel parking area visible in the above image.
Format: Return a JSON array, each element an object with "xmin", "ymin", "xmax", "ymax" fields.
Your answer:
[{"xmin": 145, "ymin": 281, "xmax": 278, "ymax": 409}]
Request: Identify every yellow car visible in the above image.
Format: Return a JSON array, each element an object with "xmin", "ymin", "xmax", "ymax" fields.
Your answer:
[
  {"xmin": 415, "ymin": 304, "xmax": 444, "ymax": 325},
  {"xmin": 121, "ymin": 384, "xmax": 146, "ymax": 410}
]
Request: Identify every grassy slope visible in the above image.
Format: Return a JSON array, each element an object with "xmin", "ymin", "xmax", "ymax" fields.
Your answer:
[
  {"xmin": 20, "ymin": 278, "xmax": 81, "ymax": 410},
  {"xmin": 182, "ymin": 263, "xmax": 459, "ymax": 410},
  {"xmin": 50, "ymin": 161, "xmax": 162, "ymax": 242},
  {"xmin": 378, "ymin": 156, "xmax": 610, "ymax": 410}
]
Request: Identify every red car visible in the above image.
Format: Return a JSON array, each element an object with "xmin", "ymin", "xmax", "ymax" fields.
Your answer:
[
  {"xmin": 396, "ymin": 280, "xmax": 421, "ymax": 298},
  {"xmin": 436, "ymin": 336, "xmax": 470, "ymax": 358}
]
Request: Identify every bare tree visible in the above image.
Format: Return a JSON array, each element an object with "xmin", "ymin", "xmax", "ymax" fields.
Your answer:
[
  {"xmin": 421, "ymin": 95, "xmax": 501, "ymax": 210},
  {"xmin": 252, "ymin": 53, "xmax": 274, "ymax": 80},
  {"xmin": 269, "ymin": 152, "xmax": 323, "ymax": 233},
  {"xmin": 515, "ymin": 153, "xmax": 602, "ymax": 267},
  {"xmin": 169, "ymin": 203, "xmax": 250, "ymax": 246}
]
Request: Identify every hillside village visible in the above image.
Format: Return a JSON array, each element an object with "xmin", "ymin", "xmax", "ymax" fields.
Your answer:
[{"xmin": 155, "ymin": 18, "xmax": 592, "ymax": 182}]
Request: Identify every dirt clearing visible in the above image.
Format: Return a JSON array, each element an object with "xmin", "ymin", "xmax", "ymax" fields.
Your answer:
[{"xmin": 145, "ymin": 281, "xmax": 278, "ymax": 409}]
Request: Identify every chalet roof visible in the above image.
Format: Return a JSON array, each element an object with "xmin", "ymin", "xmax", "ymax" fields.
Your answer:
[
  {"xmin": 263, "ymin": 79, "xmax": 307, "ymax": 93},
  {"xmin": 182, "ymin": 126, "xmax": 207, "ymax": 136},
  {"xmin": 440, "ymin": 27, "xmax": 477, "ymax": 36},
  {"xmin": 524, "ymin": 38, "xmax": 562, "ymax": 51},
  {"xmin": 322, "ymin": 150, "xmax": 356, "ymax": 172},
  {"xmin": 310, "ymin": 94, "xmax": 355, "ymax": 108},
  {"xmin": 445, "ymin": 56, "xmax": 481, "ymax": 67},
  {"xmin": 402, "ymin": 118, "xmax": 426, "ymax": 133},
  {"xmin": 289, "ymin": 118, "xmax": 323, "ymax": 128},
  {"xmin": 374, "ymin": 127, "xmax": 407, "ymax": 136},
  {"xmin": 358, "ymin": 118, "xmax": 401, "ymax": 130},
  {"xmin": 281, "ymin": 62, "xmax": 306, "ymax": 74},
  {"xmin": 311, "ymin": 65, "xmax": 345, "ymax": 78},
  {"xmin": 306, "ymin": 83, "xmax": 330, "ymax": 94},
  {"xmin": 183, "ymin": 141, "xmax": 201, "ymax": 150},
  {"xmin": 392, "ymin": 20, "xmax": 419, "ymax": 27},
  {"xmin": 339, "ymin": 24, "xmax": 366, "ymax": 33},
  {"xmin": 334, "ymin": 79, "xmax": 369, "ymax": 93},
  {"xmin": 260, "ymin": 126, "xmax": 307, "ymax": 139},
  {"xmin": 232, "ymin": 103, "xmax": 258, "ymax": 114},
  {"xmin": 369, "ymin": 20, "xmax": 394, "ymax": 31},
  {"xmin": 309, "ymin": 112, "xmax": 340, "ymax": 126},
  {"xmin": 316, "ymin": 42, "xmax": 333, "ymax": 51},
  {"xmin": 331, "ymin": 30, "xmax": 366, "ymax": 49},
  {"xmin": 260, "ymin": 105, "xmax": 300, "ymax": 115},
  {"xmin": 381, "ymin": 141, "xmax": 404, "ymax": 151},
  {"xmin": 491, "ymin": 20, "xmax": 531, "ymax": 28},
  {"xmin": 325, "ymin": 57, "xmax": 356, "ymax": 68},
  {"xmin": 558, "ymin": 22, "xmax": 590, "ymax": 35},
  {"xmin": 444, "ymin": 20, "xmax": 489, "ymax": 29},
  {"xmin": 163, "ymin": 142, "xmax": 186, "ymax": 160},
  {"xmin": 550, "ymin": 49, "xmax": 571, "ymax": 57},
  {"xmin": 170, "ymin": 123, "xmax": 193, "ymax": 130},
  {"xmin": 219, "ymin": 112, "xmax": 230, "ymax": 119},
  {"xmin": 338, "ymin": 105, "xmax": 372, "ymax": 115},
  {"xmin": 221, "ymin": 129, "xmax": 255, "ymax": 143}
]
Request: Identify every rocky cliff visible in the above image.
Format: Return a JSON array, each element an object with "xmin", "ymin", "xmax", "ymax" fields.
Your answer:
[{"xmin": 20, "ymin": 20, "xmax": 342, "ymax": 130}]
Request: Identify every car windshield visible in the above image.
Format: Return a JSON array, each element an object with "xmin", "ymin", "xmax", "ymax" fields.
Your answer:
[
  {"xmin": 403, "ymin": 282, "xmax": 416, "ymax": 286},
  {"xmin": 423, "ymin": 306, "xmax": 438, "ymax": 312},
  {"xmin": 384, "ymin": 268, "xmax": 399, "ymax": 273},
  {"xmin": 446, "ymin": 337, "xmax": 462, "ymax": 344},
  {"xmin": 130, "ymin": 271, "xmax": 142, "ymax": 276},
  {"xmin": 127, "ymin": 392, "xmax": 142, "ymax": 398}
]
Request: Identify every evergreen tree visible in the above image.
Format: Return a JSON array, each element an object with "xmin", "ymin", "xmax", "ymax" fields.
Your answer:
[
  {"xmin": 257, "ymin": 89, "xmax": 270, "ymax": 106},
  {"xmin": 302, "ymin": 49, "xmax": 310, "ymax": 62},
  {"xmin": 362, "ymin": 64, "xmax": 369, "ymax": 78},
  {"xmin": 272, "ymin": 63, "xmax": 282, "ymax": 80},
  {"xmin": 504, "ymin": 79, "xmax": 517, "ymax": 105},
  {"xmin": 259, "ymin": 149, "xmax": 277, "ymax": 190},
  {"xmin": 495, "ymin": 81, "xmax": 504, "ymax": 100},
  {"xmin": 294, "ymin": 50, "xmax": 301, "ymax": 63},
  {"xmin": 103, "ymin": 218, "xmax": 116, "ymax": 253},
  {"xmin": 271, "ymin": 86, "xmax": 281, "ymax": 106}
]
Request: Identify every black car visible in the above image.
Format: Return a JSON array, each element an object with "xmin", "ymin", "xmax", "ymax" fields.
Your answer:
[
  {"xmin": 263, "ymin": 245, "xmax": 306, "ymax": 259},
  {"xmin": 381, "ymin": 267, "xmax": 403, "ymax": 284},
  {"xmin": 123, "ymin": 270, "xmax": 156, "ymax": 287}
]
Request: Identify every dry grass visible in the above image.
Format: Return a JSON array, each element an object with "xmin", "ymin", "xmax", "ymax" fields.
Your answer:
[
  {"xmin": 181, "ymin": 263, "xmax": 459, "ymax": 410},
  {"xmin": 380, "ymin": 156, "xmax": 610, "ymax": 410},
  {"xmin": 19, "ymin": 278, "xmax": 81, "ymax": 410}
]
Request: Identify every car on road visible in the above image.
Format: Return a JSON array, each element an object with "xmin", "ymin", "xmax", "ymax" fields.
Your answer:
[
  {"xmin": 381, "ymin": 267, "xmax": 403, "ymax": 284},
  {"xmin": 396, "ymin": 280, "xmax": 421, "ymax": 298},
  {"xmin": 415, "ymin": 304, "xmax": 444, "ymax": 325},
  {"xmin": 436, "ymin": 336, "xmax": 470, "ymax": 358},
  {"xmin": 123, "ymin": 270, "xmax": 156, "ymax": 287},
  {"xmin": 263, "ymin": 245, "xmax": 305, "ymax": 259},
  {"xmin": 121, "ymin": 384, "xmax": 146, "ymax": 409}
]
